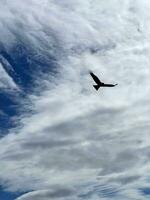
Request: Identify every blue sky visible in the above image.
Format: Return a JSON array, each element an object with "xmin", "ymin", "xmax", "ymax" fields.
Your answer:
[
  {"xmin": 0, "ymin": 45, "xmax": 30, "ymax": 200},
  {"xmin": 1, "ymin": 0, "xmax": 150, "ymax": 200},
  {"xmin": 0, "ymin": 188, "xmax": 23, "ymax": 200}
]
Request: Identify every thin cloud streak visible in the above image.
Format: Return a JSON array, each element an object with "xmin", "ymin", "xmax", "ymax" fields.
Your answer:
[{"xmin": 0, "ymin": 63, "xmax": 18, "ymax": 90}]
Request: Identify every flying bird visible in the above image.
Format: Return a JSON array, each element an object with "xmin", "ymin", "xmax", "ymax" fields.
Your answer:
[{"xmin": 90, "ymin": 71, "xmax": 118, "ymax": 91}]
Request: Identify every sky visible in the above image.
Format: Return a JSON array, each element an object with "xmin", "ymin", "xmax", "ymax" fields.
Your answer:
[{"xmin": 0, "ymin": 0, "xmax": 150, "ymax": 199}]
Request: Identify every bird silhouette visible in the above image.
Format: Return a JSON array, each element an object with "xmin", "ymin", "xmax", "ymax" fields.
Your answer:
[{"xmin": 90, "ymin": 71, "xmax": 118, "ymax": 90}]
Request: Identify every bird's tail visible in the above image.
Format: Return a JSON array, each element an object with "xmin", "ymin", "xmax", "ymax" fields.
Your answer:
[{"xmin": 93, "ymin": 85, "xmax": 100, "ymax": 90}]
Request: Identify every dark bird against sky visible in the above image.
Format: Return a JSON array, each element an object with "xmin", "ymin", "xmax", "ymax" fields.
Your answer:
[{"xmin": 90, "ymin": 71, "xmax": 118, "ymax": 90}]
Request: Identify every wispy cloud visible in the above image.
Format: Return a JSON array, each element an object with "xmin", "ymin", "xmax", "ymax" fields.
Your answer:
[
  {"xmin": 0, "ymin": 0, "xmax": 150, "ymax": 199},
  {"xmin": 0, "ymin": 63, "xmax": 18, "ymax": 90}
]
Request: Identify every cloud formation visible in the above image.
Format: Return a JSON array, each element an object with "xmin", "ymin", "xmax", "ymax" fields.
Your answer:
[
  {"xmin": 0, "ymin": 0, "xmax": 150, "ymax": 199},
  {"xmin": 0, "ymin": 62, "xmax": 18, "ymax": 90},
  {"xmin": 16, "ymin": 187, "xmax": 76, "ymax": 200}
]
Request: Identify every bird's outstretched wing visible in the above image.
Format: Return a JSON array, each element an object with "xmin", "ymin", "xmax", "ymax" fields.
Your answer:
[
  {"xmin": 89, "ymin": 71, "xmax": 101, "ymax": 84},
  {"xmin": 103, "ymin": 83, "xmax": 118, "ymax": 87}
]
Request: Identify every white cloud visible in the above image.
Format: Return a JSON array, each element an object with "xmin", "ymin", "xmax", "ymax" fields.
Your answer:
[
  {"xmin": 16, "ymin": 187, "xmax": 76, "ymax": 200},
  {"xmin": 0, "ymin": 0, "xmax": 150, "ymax": 199},
  {"xmin": 0, "ymin": 63, "xmax": 18, "ymax": 90}
]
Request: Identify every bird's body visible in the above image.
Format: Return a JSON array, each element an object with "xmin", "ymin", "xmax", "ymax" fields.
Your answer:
[{"xmin": 90, "ymin": 71, "xmax": 117, "ymax": 90}]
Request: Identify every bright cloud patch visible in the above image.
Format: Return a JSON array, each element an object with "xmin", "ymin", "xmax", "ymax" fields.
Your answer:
[
  {"xmin": 0, "ymin": 0, "xmax": 150, "ymax": 200},
  {"xmin": 0, "ymin": 63, "xmax": 17, "ymax": 89}
]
